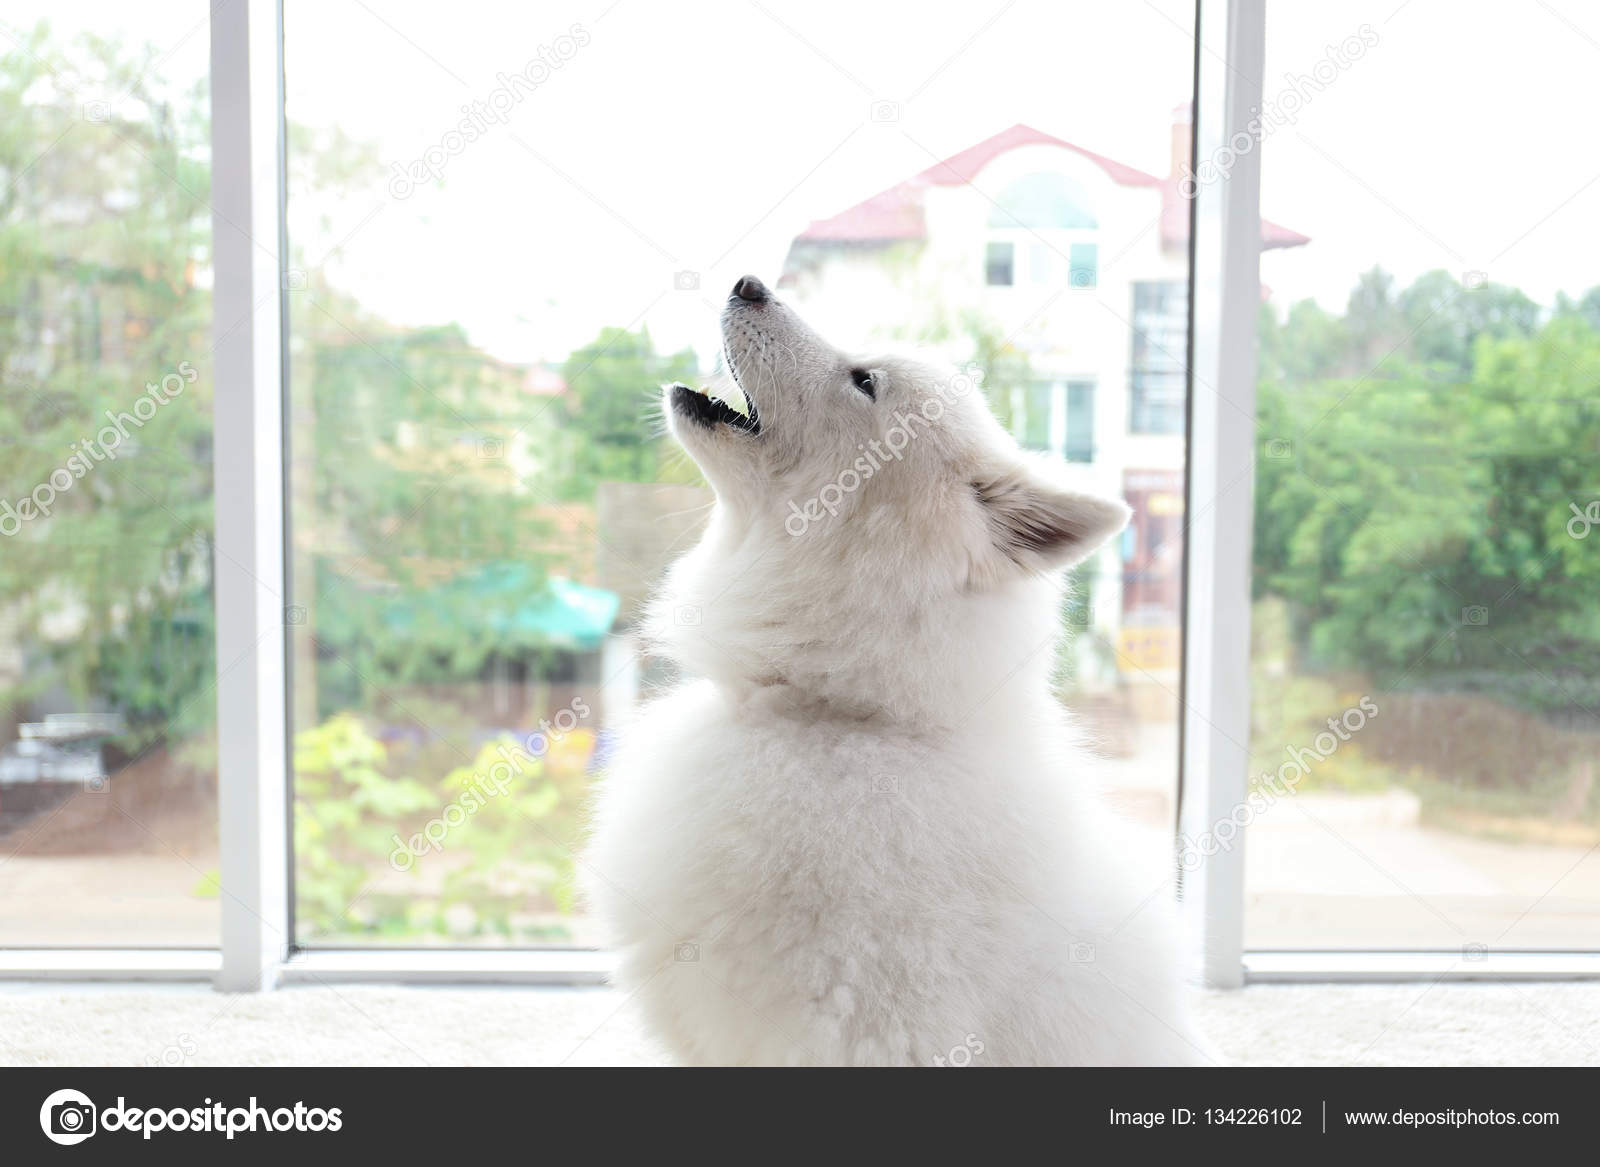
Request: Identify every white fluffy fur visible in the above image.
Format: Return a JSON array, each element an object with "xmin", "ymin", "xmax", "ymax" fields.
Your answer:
[{"xmin": 584, "ymin": 279, "xmax": 1213, "ymax": 1066}]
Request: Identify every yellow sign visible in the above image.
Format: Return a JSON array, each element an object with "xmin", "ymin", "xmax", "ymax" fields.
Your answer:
[{"xmin": 1116, "ymin": 626, "xmax": 1181, "ymax": 672}]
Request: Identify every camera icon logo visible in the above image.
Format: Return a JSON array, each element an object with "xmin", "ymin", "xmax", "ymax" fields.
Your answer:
[
  {"xmin": 82, "ymin": 100, "xmax": 110, "ymax": 123},
  {"xmin": 673, "ymin": 270, "xmax": 700, "ymax": 291},
  {"xmin": 477, "ymin": 436, "xmax": 505, "ymax": 460},
  {"xmin": 1462, "ymin": 942, "xmax": 1489, "ymax": 962},
  {"xmin": 1462, "ymin": 270, "xmax": 1488, "ymax": 290},
  {"xmin": 673, "ymin": 604, "xmax": 702, "ymax": 627},
  {"xmin": 40, "ymin": 1088, "xmax": 97, "ymax": 1145},
  {"xmin": 1069, "ymin": 941, "xmax": 1097, "ymax": 963},
  {"xmin": 674, "ymin": 942, "xmax": 700, "ymax": 963},
  {"xmin": 1264, "ymin": 438, "xmax": 1294, "ymax": 460},
  {"xmin": 281, "ymin": 267, "xmax": 307, "ymax": 292},
  {"xmin": 1461, "ymin": 605, "xmax": 1488, "ymax": 627},
  {"xmin": 870, "ymin": 99, "xmax": 900, "ymax": 122},
  {"xmin": 284, "ymin": 605, "xmax": 306, "ymax": 626}
]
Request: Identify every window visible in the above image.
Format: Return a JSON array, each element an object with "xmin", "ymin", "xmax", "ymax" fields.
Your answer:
[
  {"xmin": 987, "ymin": 171, "xmax": 1098, "ymax": 229},
  {"xmin": 4, "ymin": 0, "xmax": 1243, "ymax": 983},
  {"xmin": 275, "ymin": 0, "xmax": 1197, "ymax": 952},
  {"xmin": 1065, "ymin": 381, "xmax": 1096, "ymax": 463},
  {"xmin": 1021, "ymin": 382, "xmax": 1053, "ymax": 449},
  {"xmin": 985, "ymin": 241, "xmax": 1016, "ymax": 286},
  {"xmin": 1129, "ymin": 281, "xmax": 1187, "ymax": 434},
  {"xmin": 1069, "ymin": 243, "xmax": 1099, "ymax": 288},
  {"xmin": 18, "ymin": 0, "xmax": 1592, "ymax": 990},
  {"xmin": 1017, "ymin": 380, "xmax": 1095, "ymax": 463},
  {"xmin": 0, "ymin": 5, "xmax": 216, "ymax": 947},
  {"xmin": 1028, "ymin": 242, "xmax": 1053, "ymax": 285},
  {"xmin": 1245, "ymin": 1, "xmax": 1600, "ymax": 952}
]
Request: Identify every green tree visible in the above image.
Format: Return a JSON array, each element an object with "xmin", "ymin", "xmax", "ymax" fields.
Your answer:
[
  {"xmin": 1258, "ymin": 298, "xmax": 1346, "ymax": 384},
  {"xmin": 556, "ymin": 325, "xmax": 696, "ymax": 493},
  {"xmin": 1343, "ymin": 265, "xmax": 1400, "ymax": 370},
  {"xmin": 1398, "ymin": 268, "xmax": 1538, "ymax": 375},
  {"xmin": 0, "ymin": 25, "xmax": 572, "ymax": 750},
  {"xmin": 1254, "ymin": 269, "xmax": 1600, "ymax": 717},
  {"xmin": 0, "ymin": 26, "xmax": 215, "ymax": 747}
]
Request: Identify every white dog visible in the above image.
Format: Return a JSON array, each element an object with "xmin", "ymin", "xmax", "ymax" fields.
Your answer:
[{"xmin": 585, "ymin": 275, "xmax": 1213, "ymax": 1066}]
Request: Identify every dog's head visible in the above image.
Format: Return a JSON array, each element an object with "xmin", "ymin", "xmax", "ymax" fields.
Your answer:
[{"xmin": 655, "ymin": 275, "xmax": 1130, "ymax": 720}]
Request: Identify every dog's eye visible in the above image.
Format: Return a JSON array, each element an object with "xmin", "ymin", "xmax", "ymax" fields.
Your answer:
[{"xmin": 850, "ymin": 368, "xmax": 876, "ymax": 399}]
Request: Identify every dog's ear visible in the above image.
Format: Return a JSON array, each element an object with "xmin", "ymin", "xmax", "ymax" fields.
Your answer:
[{"xmin": 969, "ymin": 462, "xmax": 1131, "ymax": 583}]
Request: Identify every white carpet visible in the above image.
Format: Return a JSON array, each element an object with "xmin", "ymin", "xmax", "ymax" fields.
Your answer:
[{"xmin": 2, "ymin": 982, "xmax": 1597, "ymax": 1066}]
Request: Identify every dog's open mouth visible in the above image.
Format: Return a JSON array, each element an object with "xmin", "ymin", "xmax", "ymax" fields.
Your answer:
[{"xmin": 669, "ymin": 380, "xmax": 760, "ymax": 434}]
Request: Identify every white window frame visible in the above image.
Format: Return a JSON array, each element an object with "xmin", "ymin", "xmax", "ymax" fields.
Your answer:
[
  {"xmin": 3, "ymin": 0, "xmax": 1597, "ymax": 989},
  {"xmin": 1180, "ymin": 0, "xmax": 1600, "ymax": 986}
]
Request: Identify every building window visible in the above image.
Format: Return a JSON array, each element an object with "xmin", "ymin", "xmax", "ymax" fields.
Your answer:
[
  {"xmin": 985, "ymin": 241, "xmax": 1015, "ymax": 286},
  {"xmin": 1028, "ymin": 242, "xmax": 1053, "ymax": 285},
  {"xmin": 1065, "ymin": 381, "xmax": 1095, "ymax": 462},
  {"xmin": 987, "ymin": 171, "xmax": 1097, "ymax": 229},
  {"xmin": 1069, "ymin": 243, "xmax": 1098, "ymax": 288},
  {"xmin": 1130, "ymin": 281, "xmax": 1188, "ymax": 434},
  {"xmin": 1018, "ymin": 380, "xmax": 1095, "ymax": 462}
]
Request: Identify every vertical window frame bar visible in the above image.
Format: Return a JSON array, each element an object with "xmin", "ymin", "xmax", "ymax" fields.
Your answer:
[
  {"xmin": 1179, "ymin": 0, "xmax": 1265, "ymax": 989},
  {"xmin": 210, "ymin": 0, "xmax": 291, "ymax": 992}
]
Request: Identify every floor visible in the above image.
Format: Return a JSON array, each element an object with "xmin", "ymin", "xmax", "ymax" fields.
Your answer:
[{"xmin": 2, "ymin": 982, "xmax": 1598, "ymax": 1066}]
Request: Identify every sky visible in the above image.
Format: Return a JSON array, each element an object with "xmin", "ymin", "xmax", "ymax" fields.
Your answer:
[{"xmin": 10, "ymin": 0, "xmax": 1600, "ymax": 366}]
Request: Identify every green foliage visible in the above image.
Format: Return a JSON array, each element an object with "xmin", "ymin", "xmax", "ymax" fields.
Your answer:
[
  {"xmin": 1258, "ymin": 265, "xmax": 1541, "ymax": 383},
  {"xmin": 1254, "ymin": 268, "xmax": 1600, "ymax": 722},
  {"xmin": 0, "ymin": 27, "xmax": 214, "ymax": 751},
  {"xmin": 0, "ymin": 26, "xmax": 615, "ymax": 944},
  {"xmin": 1249, "ymin": 600, "xmax": 1396, "ymax": 795},
  {"xmin": 555, "ymin": 325, "xmax": 697, "ymax": 493},
  {"xmin": 292, "ymin": 714, "xmax": 435, "ymax": 935},
  {"xmin": 0, "ymin": 24, "xmax": 579, "ymax": 745},
  {"xmin": 1398, "ymin": 269, "xmax": 1538, "ymax": 373},
  {"xmin": 966, "ymin": 312, "xmax": 1036, "ymax": 433},
  {"xmin": 292, "ymin": 713, "xmax": 585, "ymax": 942}
]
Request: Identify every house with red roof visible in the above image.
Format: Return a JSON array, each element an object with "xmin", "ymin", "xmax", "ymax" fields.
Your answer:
[{"xmin": 778, "ymin": 109, "xmax": 1307, "ymax": 688}]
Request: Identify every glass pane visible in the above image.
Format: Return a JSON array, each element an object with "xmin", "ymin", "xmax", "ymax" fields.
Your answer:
[
  {"xmin": 283, "ymin": 0, "xmax": 1195, "ymax": 946},
  {"xmin": 1066, "ymin": 381, "xmax": 1096, "ymax": 463},
  {"xmin": 1023, "ymin": 382, "xmax": 1054, "ymax": 451},
  {"xmin": 985, "ymin": 241, "xmax": 1016, "ymax": 287},
  {"xmin": 1248, "ymin": 1, "xmax": 1600, "ymax": 949},
  {"xmin": 1069, "ymin": 242, "xmax": 1099, "ymax": 288},
  {"xmin": 0, "ymin": 6, "xmax": 216, "ymax": 946},
  {"xmin": 1130, "ymin": 281, "xmax": 1186, "ymax": 434}
]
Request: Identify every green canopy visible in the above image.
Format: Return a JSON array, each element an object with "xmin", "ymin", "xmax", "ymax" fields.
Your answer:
[{"xmin": 314, "ymin": 559, "xmax": 619, "ymax": 654}]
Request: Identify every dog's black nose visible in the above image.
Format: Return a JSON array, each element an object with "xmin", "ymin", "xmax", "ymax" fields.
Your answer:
[{"xmin": 732, "ymin": 275, "xmax": 769, "ymax": 303}]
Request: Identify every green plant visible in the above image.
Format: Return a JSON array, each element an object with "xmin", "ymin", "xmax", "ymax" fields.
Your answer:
[
  {"xmin": 291, "ymin": 713, "xmax": 585, "ymax": 943},
  {"xmin": 292, "ymin": 714, "xmax": 435, "ymax": 937}
]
